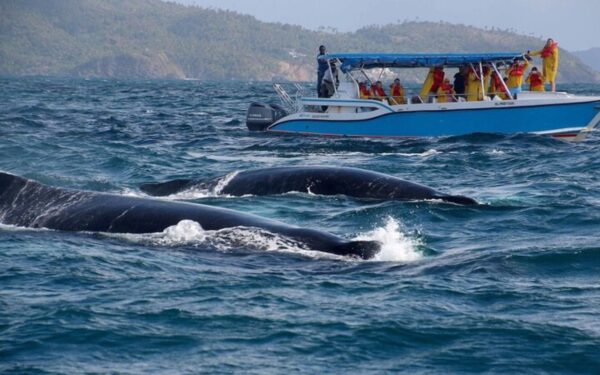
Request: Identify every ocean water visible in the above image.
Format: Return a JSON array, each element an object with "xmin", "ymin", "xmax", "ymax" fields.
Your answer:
[{"xmin": 1, "ymin": 77, "xmax": 600, "ymax": 374}]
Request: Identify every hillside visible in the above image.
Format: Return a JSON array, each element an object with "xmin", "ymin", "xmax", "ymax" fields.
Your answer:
[
  {"xmin": 1, "ymin": 0, "xmax": 598, "ymax": 83},
  {"xmin": 573, "ymin": 48, "xmax": 600, "ymax": 73}
]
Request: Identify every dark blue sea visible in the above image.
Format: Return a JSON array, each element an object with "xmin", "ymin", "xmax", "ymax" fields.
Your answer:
[{"xmin": 2, "ymin": 77, "xmax": 600, "ymax": 374}]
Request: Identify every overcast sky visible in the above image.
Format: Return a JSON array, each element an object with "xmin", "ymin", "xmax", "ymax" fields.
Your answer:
[{"xmin": 172, "ymin": 0, "xmax": 599, "ymax": 51}]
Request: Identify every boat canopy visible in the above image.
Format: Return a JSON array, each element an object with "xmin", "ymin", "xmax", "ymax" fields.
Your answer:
[{"xmin": 325, "ymin": 52, "xmax": 525, "ymax": 72}]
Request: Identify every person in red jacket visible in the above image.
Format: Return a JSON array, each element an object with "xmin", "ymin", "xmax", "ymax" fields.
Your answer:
[
  {"xmin": 525, "ymin": 67, "xmax": 545, "ymax": 92},
  {"xmin": 370, "ymin": 81, "xmax": 387, "ymax": 101},
  {"xmin": 389, "ymin": 78, "xmax": 405, "ymax": 104},
  {"xmin": 358, "ymin": 82, "xmax": 371, "ymax": 99},
  {"xmin": 506, "ymin": 57, "xmax": 529, "ymax": 97},
  {"xmin": 489, "ymin": 70, "xmax": 509, "ymax": 99}
]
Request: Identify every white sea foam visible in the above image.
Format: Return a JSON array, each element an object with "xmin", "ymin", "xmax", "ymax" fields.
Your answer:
[
  {"xmin": 161, "ymin": 186, "xmax": 216, "ymax": 199},
  {"xmin": 212, "ymin": 171, "xmax": 239, "ymax": 195},
  {"xmin": 0, "ymin": 223, "xmax": 28, "ymax": 231},
  {"xmin": 186, "ymin": 149, "xmax": 441, "ymax": 164},
  {"xmin": 161, "ymin": 171, "xmax": 240, "ymax": 200},
  {"xmin": 120, "ymin": 187, "xmax": 145, "ymax": 197},
  {"xmin": 389, "ymin": 149, "xmax": 441, "ymax": 157},
  {"xmin": 353, "ymin": 217, "xmax": 423, "ymax": 262},
  {"xmin": 0, "ymin": 223, "xmax": 51, "ymax": 233},
  {"xmin": 158, "ymin": 219, "xmax": 208, "ymax": 244}
]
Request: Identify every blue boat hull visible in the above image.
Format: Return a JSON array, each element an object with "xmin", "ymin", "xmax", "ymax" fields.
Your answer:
[{"xmin": 268, "ymin": 100, "xmax": 600, "ymax": 138}]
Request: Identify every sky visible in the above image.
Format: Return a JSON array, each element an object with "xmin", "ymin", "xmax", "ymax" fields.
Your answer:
[{"xmin": 173, "ymin": 0, "xmax": 599, "ymax": 51}]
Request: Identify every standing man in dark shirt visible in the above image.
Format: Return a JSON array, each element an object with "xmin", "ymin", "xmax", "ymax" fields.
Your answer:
[
  {"xmin": 317, "ymin": 45, "xmax": 328, "ymax": 97},
  {"xmin": 453, "ymin": 66, "xmax": 466, "ymax": 99}
]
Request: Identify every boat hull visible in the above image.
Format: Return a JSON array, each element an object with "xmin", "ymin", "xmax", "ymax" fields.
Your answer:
[{"xmin": 267, "ymin": 99, "xmax": 600, "ymax": 141}]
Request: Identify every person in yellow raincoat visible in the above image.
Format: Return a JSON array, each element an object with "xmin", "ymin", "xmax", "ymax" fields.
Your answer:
[
  {"xmin": 530, "ymin": 38, "xmax": 559, "ymax": 92},
  {"xmin": 436, "ymin": 78, "xmax": 456, "ymax": 103},
  {"xmin": 506, "ymin": 58, "xmax": 529, "ymax": 97},
  {"xmin": 465, "ymin": 66, "xmax": 481, "ymax": 102},
  {"xmin": 465, "ymin": 66, "xmax": 490, "ymax": 101},
  {"xmin": 525, "ymin": 67, "xmax": 545, "ymax": 92},
  {"xmin": 482, "ymin": 66, "xmax": 492, "ymax": 98},
  {"xmin": 419, "ymin": 67, "xmax": 444, "ymax": 102}
]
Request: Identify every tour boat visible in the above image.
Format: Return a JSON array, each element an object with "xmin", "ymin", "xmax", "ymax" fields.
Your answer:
[{"xmin": 246, "ymin": 53, "xmax": 600, "ymax": 142}]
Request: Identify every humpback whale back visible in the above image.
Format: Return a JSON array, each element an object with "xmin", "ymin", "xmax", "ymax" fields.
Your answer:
[
  {"xmin": 139, "ymin": 166, "xmax": 477, "ymax": 205},
  {"xmin": 0, "ymin": 172, "xmax": 381, "ymax": 259}
]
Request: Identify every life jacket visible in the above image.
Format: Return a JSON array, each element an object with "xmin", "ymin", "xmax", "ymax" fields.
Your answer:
[
  {"xmin": 359, "ymin": 84, "xmax": 370, "ymax": 97},
  {"xmin": 492, "ymin": 73, "xmax": 507, "ymax": 93},
  {"xmin": 509, "ymin": 63, "xmax": 524, "ymax": 77},
  {"xmin": 430, "ymin": 68, "xmax": 445, "ymax": 92},
  {"xmin": 529, "ymin": 73, "xmax": 543, "ymax": 87},
  {"xmin": 440, "ymin": 82, "xmax": 454, "ymax": 94},
  {"xmin": 371, "ymin": 85, "xmax": 386, "ymax": 97},
  {"xmin": 390, "ymin": 83, "xmax": 403, "ymax": 97},
  {"xmin": 541, "ymin": 42, "xmax": 558, "ymax": 58}
]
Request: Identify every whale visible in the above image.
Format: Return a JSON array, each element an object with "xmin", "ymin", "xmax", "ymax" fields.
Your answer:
[
  {"xmin": 140, "ymin": 166, "xmax": 477, "ymax": 205},
  {"xmin": 0, "ymin": 172, "xmax": 380, "ymax": 259}
]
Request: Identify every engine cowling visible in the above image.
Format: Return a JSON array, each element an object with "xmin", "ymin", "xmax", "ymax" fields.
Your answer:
[{"xmin": 246, "ymin": 102, "xmax": 288, "ymax": 131}]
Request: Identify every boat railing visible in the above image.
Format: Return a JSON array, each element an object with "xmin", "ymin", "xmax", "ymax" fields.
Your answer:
[{"xmin": 272, "ymin": 82, "xmax": 306, "ymax": 113}]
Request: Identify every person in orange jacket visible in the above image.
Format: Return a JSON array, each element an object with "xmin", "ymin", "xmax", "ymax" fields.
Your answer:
[
  {"xmin": 436, "ymin": 78, "xmax": 456, "ymax": 103},
  {"xmin": 389, "ymin": 78, "xmax": 405, "ymax": 104},
  {"xmin": 489, "ymin": 70, "xmax": 509, "ymax": 99},
  {"xmin": 525, "ymin": 67, "xmax": 545, "ymax": 92},
  {"xmin": 358, "ymin": 81, "xmax": 371, "ymax": 99},
  {"xmin": 370, "ymin": 81, "xmax": 387, "ymax": 101},
  {"xmin": 419, "ymin": 67, "xmax": 444, "ymax": 101},
  {"xmin": 529, "ymin": 38, "xmax": 559, "ymax": 92},
  {"xmin": 506, "ymin": 57, "xmax": 529, "ymax": 97}
]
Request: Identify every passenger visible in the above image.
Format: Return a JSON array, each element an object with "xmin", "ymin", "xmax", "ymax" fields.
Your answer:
[
  {"xmin": 489, "ymin": 71, "xmax": 509, "ymax": 99},
  {"xmin": 529, "ymin": 38, "xmax": 559, "ymax": 92},
  {"xmin": 419, "ymin": 67, "xmax": 444, "ymax": 101},
  {"xmin": 525, "ymin": 67, "xmax": 545, "ymax": 92},
  {"xmin": 317, "ymin": 45, "xmax": 328, "ymax": 97},
  {"xmin": 465, "ymin": 66, "xmax": 481, "ymax": 102},
  {"xmin": 389, "ymin": 78, "xmax": 405, "ymax": 104},
  {"xmin": 319, "ymin": 62, "xmax": 339, "ymax": 99},
  {"xmin": 506, "ymin": 57, "xmax": 529, "ymax": 98},
  {"xmin": 358, "ymin": 81, "xmax": 371, "ymax": 99},
  {"xmin": 482, "ymin": 66, "xmax": 492, "ymax": 96},
  {"xmin": 453, "ymin": 67, "xmax": 466, "ymax": 100},
  {"xmin": 370, "ymin": 81, "xmax": 387, "ymax": 101},
  {"xmin": 436, "ymin": 78, "xmax": 456, "ymax": 103}
]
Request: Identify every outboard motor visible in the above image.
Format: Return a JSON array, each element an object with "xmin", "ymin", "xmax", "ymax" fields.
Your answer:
[{"xmin": 246, "ymin": 103, "xmax": 288, "ymax": 131}]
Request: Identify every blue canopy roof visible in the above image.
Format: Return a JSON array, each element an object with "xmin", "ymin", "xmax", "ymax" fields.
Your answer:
[{"xmin": 325, "ymin": 52, "xmax": 525, "ymax": 72}]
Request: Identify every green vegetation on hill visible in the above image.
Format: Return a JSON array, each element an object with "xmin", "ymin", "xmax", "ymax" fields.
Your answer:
[{"xmin": 1, "ymin": 0, "xmax": 598, "ymax": 83}]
